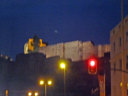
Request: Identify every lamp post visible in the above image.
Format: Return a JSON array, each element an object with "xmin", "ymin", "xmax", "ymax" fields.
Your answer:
[
  {"xmin": 39, "ymin": 80, "xmax": 52, "ymax": 96},
  {"xmin": 60, "ymin": 62, "xmax": 66, "ymax": 96}
]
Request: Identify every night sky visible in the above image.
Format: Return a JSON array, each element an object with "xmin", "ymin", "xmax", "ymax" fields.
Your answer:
[{"xmin": 0, "ymin": 0, "xmax": 128, "ymax": 59}]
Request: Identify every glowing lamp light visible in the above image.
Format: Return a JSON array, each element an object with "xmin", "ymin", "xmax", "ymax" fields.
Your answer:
[
  {"xmin": 60, "ymin": 62, "xmax": 66, "ymax": 69},
  {"xmin": 35, "ymin": 92, "xmax": 39, "ymax": 96},
  {"xmin": 120, "ymin": 82, "xmax": 122, "ymax": 87},
  {"xmin": 40, "ymin": 80, "xmax": 44, "ymax": 85},
  {"xmin": 28, "ymin": 92, "xmax": 32, "ymax": 96},
  {"xmin": 89, "ymin": 59, "xmax": 96, "ymax": 67},
  {"xmin": 48, "ymin": 80, "xmax": 52, "ymax": 85}
]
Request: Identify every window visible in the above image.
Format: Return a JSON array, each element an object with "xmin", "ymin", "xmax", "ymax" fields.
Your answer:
[
  {"xmin": 113, "ymin": 42, "xmax": 115, "ymax": 52},
  {"xmin": 120, "ymin": 59, "xmax": 122, "ymax": 70},
  {"xmin": 113, "ymin": 30, "xmax": 115, "ymax": 34},
  {"xmin": 125, "ymin": 19, "xmax": 128, "ymax": 23},
  {"xmin": 118, "ymin": 24, "xmax": 121, "ymax": 29},
  {"xmin": 126, "ymin": 32, "xmax": 128, "ymax": 41},
  {"xmin": 126, "ymin": 56, "xmax": 128, "ymax": 69},
  {"xmin": 119, "ymin": 37, "xmax": 122, "ymax": 47},
  {"xmin": 114, "ymin": 63, "xmax": 116, "ymax": 71}
]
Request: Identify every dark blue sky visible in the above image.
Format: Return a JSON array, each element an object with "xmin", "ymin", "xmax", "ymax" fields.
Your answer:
[{"xmin": 0, "ymin": 0, "xmax": 128, "ymax": 59}]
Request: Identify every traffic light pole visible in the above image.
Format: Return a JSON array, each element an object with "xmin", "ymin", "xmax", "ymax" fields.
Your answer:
[
  {"xmin": 98, "ymin": 74, "xmax": 106, "ymax": 96},
  {"xmin": 87, "ymin": 57, "xmax": 106, "ymax": 96},
  {"xmin": 45, "ymin": 84, "xmax": 47, "ymax": 96}
]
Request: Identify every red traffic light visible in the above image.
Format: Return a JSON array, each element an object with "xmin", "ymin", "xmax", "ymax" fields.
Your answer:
[
  {"xmin": 88, "ymin": 58, "xmax": 97, "ymax": 74},
  {"xmin": 89, "ymin": 59, "xmax": 96, "ymax": 67}
]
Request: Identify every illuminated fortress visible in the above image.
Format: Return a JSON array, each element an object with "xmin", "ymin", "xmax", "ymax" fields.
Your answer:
[{"xmin": 24, "ymin": 36, "xmax": 110, "ymax": 61}]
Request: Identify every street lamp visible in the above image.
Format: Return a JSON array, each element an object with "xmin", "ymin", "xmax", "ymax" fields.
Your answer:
[
  {"xmin": 28, "ymin": 91, "xmax": 32, "ymax": 96},
  {"xmin": 34, "ymin": 92, "xmax": 39, "ymax": 96},
  {"xmin": 39, "ymin": 80, "xmax": 52, "ymax": 96},
  {"xmin": 27, "ymin": 91, "xmax": 39, "ymax": 96},
  {"xmin": 60, "ymin": 62, "xmax": 66, "ymax": 69},
  {"xmin": 59, "ymin": 61, "xmax": 66, "ymax": 96},
  {"xmin": 40, "ymin": 80, "xmax": 44, "ymax": 85},
  {"xmin": 47, "ymin": 80, "xmax": 52, "ymax": 85}
]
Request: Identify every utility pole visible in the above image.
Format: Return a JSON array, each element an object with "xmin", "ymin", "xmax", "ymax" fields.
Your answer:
[
  {"xmin": 62, "ymin": 43, "xmax": 66, "ymax": 96},
  {"xmin": 121, "ymin": 0, "xmax": 127, "ymax": 96}
]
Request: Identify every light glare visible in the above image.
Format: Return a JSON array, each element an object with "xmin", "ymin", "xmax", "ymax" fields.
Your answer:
[
  {"xmin": 35, "ymin": 92, "xmax": 39, "ymax": 96},
  {"xmin": 60, "ymin": 63, "xmax": 65, "ymax": 69},
  {"xmin": 28, "ymin": 92, "xmax": 32, "ymax": 96},
  {"xmin": 120, "ymin": 82, "xmax": 122, "ymax": 87},
  {"xmin": 48, "ymin": 80, "xmax": 52, "ymax": 85},
  {"xmin": 40, "ymin": 80, "xmax": 44, "ymax": 85},
  {"xmin": 90, "ymin": 61, "xmax": 95, "ymax": 66}
]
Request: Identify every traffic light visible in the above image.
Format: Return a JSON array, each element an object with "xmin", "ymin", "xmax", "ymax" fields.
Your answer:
[{"xmin": 88, "ymin": 58, "xmax": 97, "ymax": 74}]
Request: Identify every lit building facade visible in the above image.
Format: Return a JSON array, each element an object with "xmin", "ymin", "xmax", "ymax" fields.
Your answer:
[
  {"xmin": 38, "ymin": 40, "xmax": 110, "ymax": 61},
  {"xmin": 24, "ymin": 40, "xmax": 110, "ymax": 61},
  {"xmin": 24, "ymin": 34, "xmax": 110, "ymax": 61},
  {"xmin": 110, "ymin": 16, "xmax": 128, "ymax": 96}
]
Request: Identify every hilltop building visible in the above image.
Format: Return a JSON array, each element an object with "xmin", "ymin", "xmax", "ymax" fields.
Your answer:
[
  {"xmin": 25, "ymin": 40, "xmax": 110, "ymax": 61},
  {"xmin": 39, "ymin": 40, "xmax": 110, "ymax": 61},
  {"xmin": 110, "ymin": 16, "xmax": 128, "ymax": 96}
]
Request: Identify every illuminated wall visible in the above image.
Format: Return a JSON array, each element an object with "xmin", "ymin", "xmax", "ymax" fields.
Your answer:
[
  {"xmin": 110, "ymin": 16, "xmax": 128, "ymax": 96},
  {"xmin": 38, "ymin": 40, "xmax": 110, "ymax": 61}
]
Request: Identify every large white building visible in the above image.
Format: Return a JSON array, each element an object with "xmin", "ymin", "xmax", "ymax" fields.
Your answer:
[
  {"xmin": 24, "ymin": 40, "xmax": 110, "ymax": 61},
  {"xmin": 110, "ymin": 16, "xmax": 128, "ymax": 96}
]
